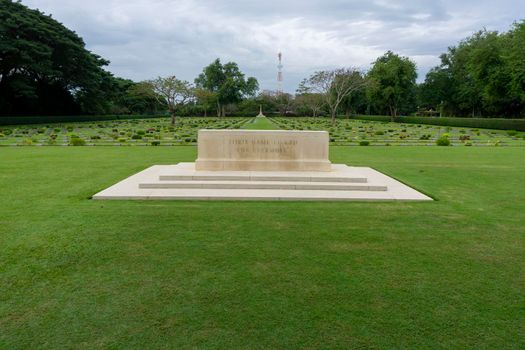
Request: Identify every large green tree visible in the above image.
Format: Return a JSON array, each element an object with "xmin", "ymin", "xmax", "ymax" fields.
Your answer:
[
  {"xmin": 367, "ymin": 51, "xmax": 417, "ymax": 119},
  {"xmin": 195, "ymin": 59, "xmax": 258, "ymax": 117},
  {"xmin": 141, "ymin": 76, "xmax": 193, "ymax": 125},
  {"xmin": 0, "ymin": 0, "xmax": 110, "ymax": 115},
  {"xmin": 420, "ymin": 22, "xmax": 525, "ymax": 117}
]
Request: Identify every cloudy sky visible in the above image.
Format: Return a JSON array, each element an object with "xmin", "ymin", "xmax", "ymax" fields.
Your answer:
[{"xmin": 23, "ymin": 0, "xmax": 524, "ymax": 92}]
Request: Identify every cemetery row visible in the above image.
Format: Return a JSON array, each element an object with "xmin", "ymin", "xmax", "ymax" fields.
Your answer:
[
  {"xmin": 270, "ymin": 118, "xmax": 525, "ymax": 147},
  {"xmin": 0, "ymin": 117, "xmax": 524, "ymax": 146}
]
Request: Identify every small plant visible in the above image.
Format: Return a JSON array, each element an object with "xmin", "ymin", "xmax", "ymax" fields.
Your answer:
[
  {"xmin": 359, "ymin": 140, "xmax": 370, "ymax": 146},
  {"xmin": 3, "ymin": 129, "xmax": 12, "ymax": 135},
  {"xmin": 151, "ymin": 140, "xmax": 161, "ymax": 146},
  {"xmin": 0, "ymin": 133, "xmax": 5, "ymax": 138},
  {"xmin": 465, "ymin": 142, "xmax": 473, "ymax": 146},
  {"xmin": 131, "ymin": 134, "xmax": 143, "ymax": 140},
  {"xmin": 436, "ymin": 135, "xmax": 451, "ymax": 146},
  {"xmin": 136, "ymin": 130, "xmax": 146, "ymax": 136},
  {"xmin": 507, "ymin": 130, "xmax": 517, "ymax": 136},
  {"xmin": 90, "ymin": 135, "xmax": 101, "ymax": 140},
  {"xmin": 374, "ymin": 131, "xmax": 384, "ymax": 135},
  {"xmin": 118, "ymin": 138, "xmax": 126, "ymax": 143},
  {"xmin": 54, "ymin": 128, "xmax": 61, "ymax": 133},
  {"xmin": 69, "ymin": 137, "xmax": 86, "ymax": 146}
]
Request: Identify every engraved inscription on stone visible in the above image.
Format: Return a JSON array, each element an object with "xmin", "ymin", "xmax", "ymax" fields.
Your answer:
[{"xmin": 229, "ymin": 138, "xmax": 298, "ymax": 157}]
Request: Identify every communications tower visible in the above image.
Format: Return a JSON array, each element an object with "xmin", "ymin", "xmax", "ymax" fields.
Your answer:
[{"xmin": 277, "ymin": 52, "xmax": 283, "ymax": 94}]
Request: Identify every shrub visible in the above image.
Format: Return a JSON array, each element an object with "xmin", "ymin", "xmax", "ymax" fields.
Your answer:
[
  {"xmin": 0, "ymin": 133, "xmax": 4, "ymax": 138},
  {"xmin": 54, "ymin": 128, "xmax": 61, "ymax": 133},
  {"xmin": 69, "ymin": 137, "xmax": 86, "ymax": 146},
  {"xmin": 131, "ymin": 134, "xmax": 143, "ymax": 140},
  {"xmin": 22, "ymin": 138, "xmax": 33, "ymax": 145},
  {"xmin": 351, "ymin": 115, "xmax": 525, "ymax": 131},
  {"xmin": 118, "ymin": 138, "xmax": 126, "ymax": 143},
  {"xmin": 459, "ymin": 135, "xmax": 471, "ymax": 141},
  {"xmin": 359, "ymin": 140, "xmax": 370, "ymax": 146},
  {"xmin": 436, "ymin": 135, "xmax": 451, "ymax": 146},
  {"xmin": 374, "ymin": 131, "xmax": 384, "ymax": 135},
  {"xmin": 90, "ymin": 135, "xmax": 101, "ymax": 140},
  {"xmin": 465, "ymin": 142, "xmax": 473, "ymax": 146},
  {"xmin": 507, "ymin": 130, "xmax": 518, "ymax": 136},
  {"xmin": 136, "ymin": 130, "xmax": 146, "ymax": 135},
  {"xmin": 66, "ymin": 126, "xmax": 74, "ymax": 132},
  {"xmin": 151, "ymin": 140, "xmax": 161, "ymax": 146}
]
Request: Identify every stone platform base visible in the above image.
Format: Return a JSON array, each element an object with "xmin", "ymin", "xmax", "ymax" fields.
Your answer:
[{"xmin": 93, "ymin": 163, "xmax": 432, "ymax": 201}]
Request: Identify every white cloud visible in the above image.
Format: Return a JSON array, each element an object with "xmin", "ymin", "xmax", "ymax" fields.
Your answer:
[{"xmin": 22, "ymin": 0, "xmax": 524, "ymax": 91}]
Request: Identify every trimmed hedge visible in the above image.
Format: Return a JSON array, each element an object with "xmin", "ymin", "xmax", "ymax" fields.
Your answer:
[
  {"xmin": 0, "ymin": 114, "xmax": 170, "ymax": 126},
  {"xmin": 349, "ymin": 115, "xmax": 525, "ymax": 131}
]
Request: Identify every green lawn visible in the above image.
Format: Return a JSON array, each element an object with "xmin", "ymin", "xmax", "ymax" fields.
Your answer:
[
  {"xmin": 1, "ymin": 147, "xmax": 524, "ymax": 349},
  {"xmin": 241, "ymin": 116, "xmax": 279, "ymax": 130}
]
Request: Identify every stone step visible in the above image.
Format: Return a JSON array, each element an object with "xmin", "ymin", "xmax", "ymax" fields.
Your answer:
[
  {"xmin": 139, "ymin": 181, "xmax": 387, "ymax": 191},
  {"xmin": 159, "ymin": 174, "xmax": 368, "ymax": 183}
]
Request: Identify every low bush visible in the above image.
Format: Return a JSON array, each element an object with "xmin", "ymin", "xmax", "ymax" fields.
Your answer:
[
  {"xmin": 0, "ymin": 133, "xmax": 5, "ymax": 138},
  {"xmin": 351, "ymin": 115, "xmax": 525, "ymax": 131},
  {"xmin": 507, "ymin": 130, "xmax": 518, "ymax": 136},
  {"xmin": 131, "ymin": 134, "xmax": 143, "ymax": 140},
  {"xmin": 117, "ymin": 138, "xmax": 126, "ymax": 143},
  {"xmin": 0, "ymin": 114, "xmax": 169, "ymax": 126},
  {"xmin": 69, "ymin": 137, "xmax": 86, "ymax": 146},
  {"xmin": 436, "ymin": 135, "xmax": 451, "ymax": 146},
  {"xmin": 359, "ymin": 140, "xmax": 370, "ymax": 146},
  {"xmin": 151, "ymin": 140, "xmax": 161, "ymax": 146}
]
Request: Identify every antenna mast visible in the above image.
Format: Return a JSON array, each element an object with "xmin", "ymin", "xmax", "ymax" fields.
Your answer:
[{"xmin": 277, "ymin": 52, "xmax": 283, "ymax": 94}]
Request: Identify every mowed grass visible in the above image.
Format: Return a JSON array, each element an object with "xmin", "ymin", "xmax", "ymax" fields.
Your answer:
[
  {"xmin": 242, "ymin": 116, "xmax": 279, "ymax": 130},
  {"xmin": 0, "ymin": 147, "xmax": 524, "ymax": 349}
]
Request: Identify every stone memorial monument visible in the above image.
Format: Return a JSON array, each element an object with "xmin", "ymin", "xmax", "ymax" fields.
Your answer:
[
  {"xmin": 94, "ymin": 128, "xmax": 431, "ymax": 201},
  {"xmin": 195, "ymin": 129, "xmax": 331, "ymax": 171}
]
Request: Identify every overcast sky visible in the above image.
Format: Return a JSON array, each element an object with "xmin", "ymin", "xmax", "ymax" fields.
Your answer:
[{"xmin": 23, "ymin": 0, "xmax": 524, "ymax": 92}]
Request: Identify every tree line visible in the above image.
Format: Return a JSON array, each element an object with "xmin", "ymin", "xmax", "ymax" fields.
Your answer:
[{"xmin": 1, "ymin": 1, "xmax": 523, "ymax": 120}]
